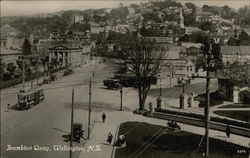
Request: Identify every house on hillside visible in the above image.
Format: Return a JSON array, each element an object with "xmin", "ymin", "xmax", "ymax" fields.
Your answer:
[
  {"xmin": 157, "ymin": 44, "xmax": 196, "ymax": 79},
  {"xmin": 0, "ymin": 24, "xmax": 24, "ymax": 50},
  {"xmin": 185, "ymin": 27, "xmax": 201, "ymax": 35},
  {"xmin": 227, "ymin": 29, "xmax": 250, "ymax": 46},
  {"xmin": 220, "ymin": 46, "xmax": 250, "ymax": 66}
]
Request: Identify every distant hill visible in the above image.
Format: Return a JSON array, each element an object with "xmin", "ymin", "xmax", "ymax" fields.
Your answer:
[{"xmin": 1, "ymin": 0, "xmax": 248, "ymax": 37}]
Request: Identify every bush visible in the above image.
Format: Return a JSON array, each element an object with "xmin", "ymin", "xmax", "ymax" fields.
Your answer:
[
  {"xmin": 195, "ymin": 91, "xmax": 224, "ymax": 107},
  {"xmin": 239, "ymin": 90, "xmax": 250, "ymax": 104},
  {"xmin": 2, "ymin": 73, "xmax": 11, "ymax": 81}
]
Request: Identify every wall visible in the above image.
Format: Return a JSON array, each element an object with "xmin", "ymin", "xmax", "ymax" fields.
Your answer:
[{"xmin": 153, "ymin": 112, "xmax": 250, "ymax": 137}]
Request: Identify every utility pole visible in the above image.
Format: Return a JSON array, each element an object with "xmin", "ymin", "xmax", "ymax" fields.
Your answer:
[
  {"xmin": 95, "ymin": 55, "xmax": 97, "ymax": 75},
  {"xmin": 158, "ymin": 75, "xmax": 162, "ymax": 97},
  {"xmin": 169, "ymin": 63, "xmax": 173, "ymax": 87},
  {"xmin": 120, "ymin": 86, "xmax": 123, "ymax": 111},
  {"xmin": 31, "ymin": 81, "xmax": 33, "ymax": 88},
  {"xmin": 70, "ymin": 88, "xmax": 74, "ymax": 158},
  {"xmin": 205, "ymin": 43, "xmax": 213, "ymax": 158},
  {"xmin": 22, "ymin": 57, "xmax": 25, "ymax": 89},
  {"xmin": 191, "ymin": 42, "xmax": 213, "ymax": 158},
  {"xmin": 88, "ymin": 79, "xmax": 92, "ymax": 139},
  {"xmin": 36, "ymin": 57, "xmax": 39, "ymax": 85}
]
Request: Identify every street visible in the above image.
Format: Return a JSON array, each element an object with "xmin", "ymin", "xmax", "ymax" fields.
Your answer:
[{"xmin": 0, "ymin": 59, "xmax": 127, "ymax": 158}]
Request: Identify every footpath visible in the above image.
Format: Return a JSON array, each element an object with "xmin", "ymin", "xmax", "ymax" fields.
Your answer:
[{"xmin": 78, "ymin": 111, "xmax": 249, "ymax": 158}]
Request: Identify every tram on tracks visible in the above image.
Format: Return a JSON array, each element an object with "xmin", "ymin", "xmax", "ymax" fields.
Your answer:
[{"xmin": 17, "ymin": 87, "xmax": 44, "ymax": 110}]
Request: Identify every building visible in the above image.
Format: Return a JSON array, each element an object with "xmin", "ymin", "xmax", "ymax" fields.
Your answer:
[
  {"xmin": 227, "ymin": 29, "xmax": 250, "ymax": 46},
  {"xmin": 0, "ymin": 24, "xmax": 25, "ymax": 50},
  {"xmin": 185, "ymin": 27, "xmax": 201, "ymax": 35},
  {"xmin": 49, "ymin": 31, "xmax": 90, "ymax": 68},
  {"xmin": 0, "ymin": 47, "xmax": 22, "ymax": 66},
  {"xmin": 173, "ymin": 59, "xmax": 196, "ymax": 77},
  {"xmin": 145, "ymin": 36, "xmax": 174, "ymax": 43},
  {"xmin": 74, "ymin": 15, "xmax": 84, "ymax": 23},
  {"xmin": 220, "ymin": 46, "xmax": 250, "ymax": 65},
  {"xmin": 195, "ymin": 12, "xmax": 222, "ymax": 23}
]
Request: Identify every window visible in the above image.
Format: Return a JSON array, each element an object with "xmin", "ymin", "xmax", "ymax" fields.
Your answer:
[{"xmin": 190, "ymin": 66, "xmax": 192, "ymax": 71}]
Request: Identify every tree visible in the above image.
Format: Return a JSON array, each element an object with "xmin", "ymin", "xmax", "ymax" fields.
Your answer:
[
  {"xmin": 184, "ymin": 12, "xmax": 196, "ymax": 26},
  {"xmin": 223, "ymin": 64, "xmax": 250, "ymax": 88},
  {"xmin": 6, "ymin": 63, "xmax": 17, "ymax": 76},
  {"xmin": 195, "ymin": 55, "xmax": 206, "ymax": 71},
  {"xmin": 118, "ymin": 34, "xmax": 168, "ymax": 110},
  {"xmin": 22, "ymin": 38, "xmax": 32, "ymax": 55},
  {"xmin": 0, "ymin": 59, "xmax": 5, "ymax": 80},
  {"xmin": 199, "ymin": 21, "xmax": 215, "ymax": 31},
  {"xmin": 202, "ymin": 5, "xmax": 220, "ymax": 15},
  {"xmin": 185, "ymin": 3, "xmax": 196, "ymax": 12},
  {"xmin": 110, "ymin": 7, "xmax": 129, "ymax": 20}
]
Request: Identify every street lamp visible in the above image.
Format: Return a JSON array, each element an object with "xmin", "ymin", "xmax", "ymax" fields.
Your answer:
[
  {"xmin": 158, "ymin": 74, "xmax": 162, "ymax": 97},
  {"xmin": 120, "ymin": 85, "xmax": 123, "ymax": 111}
]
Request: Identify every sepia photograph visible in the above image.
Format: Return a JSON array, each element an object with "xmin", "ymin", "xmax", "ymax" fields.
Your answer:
[{"xmin": 0, "ymin": 0, "xmax": 250, "ymax": 158}]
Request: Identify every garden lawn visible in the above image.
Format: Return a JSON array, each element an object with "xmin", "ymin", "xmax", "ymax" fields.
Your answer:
[
  {"xmin": 115, "ymin": 122, "xmax": 249, "ymax": 158},
  {"xmin": 218, "ymin": 103, "xmax": 250, "ymax": 109}
]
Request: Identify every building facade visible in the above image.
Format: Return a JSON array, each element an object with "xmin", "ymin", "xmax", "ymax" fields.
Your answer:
[
  {"xmin": 221, "ymin": 46, "xmax": 250, "ymax": 65},
  {"xmin": 49, "ymin": 31, "xmax": 90, "ymax": 68}
]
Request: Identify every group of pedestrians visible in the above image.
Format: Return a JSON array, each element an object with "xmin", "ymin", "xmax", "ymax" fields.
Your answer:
[
  {"xmin": 101, "ymin": 112, "xmax": 114, "ymax": 145},
  {"xmin": 101, "ymin": 112, "xmax": 126, "ymax": 146}
]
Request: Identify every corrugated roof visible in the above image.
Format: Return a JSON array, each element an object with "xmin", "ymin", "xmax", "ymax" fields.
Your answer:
[{"xmin": 221, "ymin": 46, "xmax": 250, "ymax": 55}]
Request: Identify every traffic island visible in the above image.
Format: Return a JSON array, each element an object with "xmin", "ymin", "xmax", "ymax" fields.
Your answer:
[{"xmin": 114, "ymin": 122, "xmax": 249, "ymax": 158}]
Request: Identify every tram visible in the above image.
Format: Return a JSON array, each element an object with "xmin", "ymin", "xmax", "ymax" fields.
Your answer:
[{"xmin": 17, "ymin": 87, "xmax": 44, "ymax": 110}]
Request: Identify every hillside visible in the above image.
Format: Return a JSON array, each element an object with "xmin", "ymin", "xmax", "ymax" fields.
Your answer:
[{"xmin": 1, "ymin": 0, "xmax": 249, "ymax": 37}]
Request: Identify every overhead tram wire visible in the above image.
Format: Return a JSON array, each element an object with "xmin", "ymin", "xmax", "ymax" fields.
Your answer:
[
  {"xmin": 133, "ymin": 130, "xmax": 180, "ymax": 158},
  {"xmin": 128, "ymin": 127, "xmax": 164, "ymax": 158}
]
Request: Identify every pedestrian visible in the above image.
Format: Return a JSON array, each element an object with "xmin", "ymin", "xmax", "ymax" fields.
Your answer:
[
  {"xmin": 7, "ymin": 104, "xmax": 10, "ymax": 112},
  {"xmin": 225, "ymin": 124, "xmax": 231, "ymax": 138},
  {"xmin": 107, "ymin": 132, "xmax": 113, "ymax": 144},
  {"xmin": 102, "ymin": 112, "xmax": 106, "ymax": 123}
]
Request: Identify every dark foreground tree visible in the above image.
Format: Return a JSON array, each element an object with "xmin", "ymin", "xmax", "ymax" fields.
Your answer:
[{"xmin": 118, "ymin": 34, "xmax": 168, "ymax": 110}]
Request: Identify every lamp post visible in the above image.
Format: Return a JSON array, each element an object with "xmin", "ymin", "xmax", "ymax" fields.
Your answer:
[
  {"xmin": 120, "ymin": 86, "xmax": 123, "ymax": 111},
  {"xmin": 158, "ymin": 75, "xmax": 162, "ymax": 97}
]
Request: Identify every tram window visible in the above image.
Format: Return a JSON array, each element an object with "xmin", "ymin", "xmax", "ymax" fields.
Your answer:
[{"xmin": 19, "ymin": 95, "xmax": 26, "ymax": 101}]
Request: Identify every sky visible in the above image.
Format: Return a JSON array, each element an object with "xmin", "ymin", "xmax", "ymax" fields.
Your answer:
[{"xmin": 1, "ymin": 0, "xmax": 249, "ymax": 17}]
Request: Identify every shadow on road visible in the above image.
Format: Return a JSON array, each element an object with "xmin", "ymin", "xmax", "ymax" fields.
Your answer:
[{"xmin": 53, "ymin": 128, "xmax": 69, "ymax": 134}]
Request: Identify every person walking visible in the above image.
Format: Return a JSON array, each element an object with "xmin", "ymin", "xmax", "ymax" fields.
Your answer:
[
  {"xmin": 107, "ymin": 132, "xmax": 113, "ymax": 144},
  {"xmin": 225, "ymin": 124, "xmax": 231, "ymax": 138},
  {"xmin": 102, "ymin": 112, "xmax": 106, "ymax": 123},
  {"xmin": 7, "ymin": 104, "xmax": 10, "ymax": 112}
]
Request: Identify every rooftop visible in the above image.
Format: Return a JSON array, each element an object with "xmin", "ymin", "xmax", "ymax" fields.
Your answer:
[{"xmin": 221, "ymin": 46, "xmax": 250, "ymax": 55}]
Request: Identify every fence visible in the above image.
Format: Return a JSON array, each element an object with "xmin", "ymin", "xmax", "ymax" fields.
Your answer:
[
  {"xmin": 153, "ymin": 111, "xmax": 250, "ymax": 138},
  {"xmin": 0, "ymin": 67, "xmax": 66, "ymax": 90}
]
